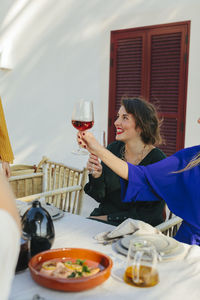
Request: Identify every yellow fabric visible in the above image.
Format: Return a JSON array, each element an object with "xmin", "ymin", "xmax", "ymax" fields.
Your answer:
[{"xmin": 0, "ymin": 97, "xmax": 14, "ymax": 163}]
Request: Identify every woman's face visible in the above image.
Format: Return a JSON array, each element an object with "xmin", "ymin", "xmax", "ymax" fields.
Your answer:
[{"xmin": 114, "ymin": 106, "xmax": 141, "ymax": 143}]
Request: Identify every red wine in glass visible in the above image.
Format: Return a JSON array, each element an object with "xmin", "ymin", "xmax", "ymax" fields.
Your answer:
[
  {"xmin": 72, "ymin": 120, "xmax": 94, "ymax": 131},
  {"xmin": 71, "ymin": 100, "xmax": 94, "ymax": 155}
]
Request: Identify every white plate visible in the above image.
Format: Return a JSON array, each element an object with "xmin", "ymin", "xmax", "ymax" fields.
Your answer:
[
  {"xmin": 16, "ymin": 200, "xmax": 64, "ymax": 220},
  {"xmin": 115, "ymin": 237, "xmax": 186, "ymax": 262},
  {"xmin": 120, "ymin": 234, "xmax": 178, "ymax": 253},
  {"xmin": 115, "ymin": 240, "xmax": 128, "ymax": 256},
  {"xmin": 159, "ymin": 243, "xmax": 186, "ymax": 262}
]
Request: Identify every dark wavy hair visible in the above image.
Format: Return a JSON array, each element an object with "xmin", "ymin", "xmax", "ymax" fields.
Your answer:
[{"xmin": 121, "ymin": 97, "xmax": 162, "ymax": 145}]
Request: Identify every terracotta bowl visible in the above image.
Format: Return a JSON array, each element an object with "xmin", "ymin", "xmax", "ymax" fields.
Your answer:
[{"xmin": 28, "ymin": 248, "xmax": 113, "ymax": 292}]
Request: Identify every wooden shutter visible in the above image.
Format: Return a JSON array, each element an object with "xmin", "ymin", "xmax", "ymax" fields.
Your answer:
[
  {"xmin": 108, "ymin": 32, "xmax": 145, "ymax": 142},
  {"xmin": 108, "ymin": 21, "xmax": 190, "ymax": 156},
  {"xmin": 147, "ymin": 25, "xmax": 189, "ymax": 156}
]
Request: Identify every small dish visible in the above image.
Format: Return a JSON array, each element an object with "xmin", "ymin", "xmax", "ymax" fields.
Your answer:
[{"xmin": 28, "ymin": 248, "xmax": 113, "ymax": 292}]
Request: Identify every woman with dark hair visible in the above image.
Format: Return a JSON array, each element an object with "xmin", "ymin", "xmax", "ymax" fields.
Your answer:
[
  {"xmin": 84, "ymin": 98, "xmax": 166, "ymax": 226},
  {"xmin": 77, "ymin": 118, "xmax": 200, "ymax": 245}
]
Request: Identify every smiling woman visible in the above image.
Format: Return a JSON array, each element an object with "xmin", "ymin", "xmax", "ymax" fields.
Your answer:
[
  {"xmin": 77, "ymin": 117, "xmax": 200, "ymax": 245},
  {"xmin": 84, "ymin": 97, "xmax": 166, "ymax": 227}
]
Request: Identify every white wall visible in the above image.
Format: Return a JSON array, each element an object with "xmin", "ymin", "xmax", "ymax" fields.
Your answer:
[{"xmin": 0, "ymin": 0, "xmax": 199, "ymax": 169}]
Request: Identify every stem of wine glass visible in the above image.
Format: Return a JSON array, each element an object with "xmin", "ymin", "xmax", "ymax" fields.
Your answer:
[
  {"xmin": 88, "ymin": 162, "xmax": 94, "ymax": 174},
  {"xmin": 88, "ymin": 130, "xmax": 105, "ymax": 175}
]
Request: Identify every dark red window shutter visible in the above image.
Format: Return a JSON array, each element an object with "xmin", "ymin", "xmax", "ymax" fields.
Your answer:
[
  {"xmin": 108, "ymin": 32, "xmax": 145, "ymax": 143},
  {"xmin": 147, "ymin": 25, "xmax": 189, "ymax": 156},
  {"xmin": 115, "ymin": 37, "xmax": 143, "ymax": 109},
  {"xmin": 108, "ymin": 21, "xmax": 190, "ymax": 156}
]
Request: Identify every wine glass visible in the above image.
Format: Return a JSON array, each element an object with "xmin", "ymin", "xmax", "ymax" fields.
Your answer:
[
  {"xmin": 71, "ymin": 99, "xmax": 94, "ymax": 155},
  {"xmin": 88, "ymin": 129, "xmax": 106, "ymax": 174}
]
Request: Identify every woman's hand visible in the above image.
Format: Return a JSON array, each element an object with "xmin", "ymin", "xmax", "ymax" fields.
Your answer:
[
  {"xmin": 89, "ymin": 215, "xmax": 108, "ymax": 221},
  {"xmin": 77, "ymin": 131, "xmax": 129, "ymax": 180},
  {"xmin": 77, "ymin": 131, "xmax": 103, "ymax": 155},
  {"xmin": 87, "ymin": 154, "xmax": 102, "ymax": 178}
]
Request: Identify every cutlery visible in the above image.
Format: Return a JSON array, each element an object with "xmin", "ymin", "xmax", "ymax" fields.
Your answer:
[
  {"xmin": 103, "ymin": 238, "xmax": 121, "ymax": 245},
  {"xmin": 52, "ymin": 213, "xmax": 60, "ymax": 218},
  {"xmin": 32, "ymin": 294, "xmax": 46, "ymax": 300}
]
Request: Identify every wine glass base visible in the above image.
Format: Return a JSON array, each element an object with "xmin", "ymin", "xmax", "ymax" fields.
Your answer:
[{"xmin": 71, "ymin": 149, "xmax": 88, "ymax": 155}]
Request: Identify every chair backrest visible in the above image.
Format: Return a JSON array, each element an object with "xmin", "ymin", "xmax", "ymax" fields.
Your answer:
[
  {"xmin": 9, "ymin": 164, "xmax": 43, "ymax": 197},
  {"xmin": 11, "ymin": 157, "xmax": 88, "ymax": 215},
  {"xmin": 158, "ymin": 204, "xmax": 182, "ymax": 237},
  {"xmin": 156, "ymin": 216, "xmax": 182, "ymax": 237},
  {"xmin": 40, "ymin": 159, "xmax": 88, "ymax": 214}
]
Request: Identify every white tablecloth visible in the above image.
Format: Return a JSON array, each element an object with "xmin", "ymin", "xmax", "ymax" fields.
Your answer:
[{"xmin": 9, "ymin": 213, "xmax": 200, "ymax": 300}]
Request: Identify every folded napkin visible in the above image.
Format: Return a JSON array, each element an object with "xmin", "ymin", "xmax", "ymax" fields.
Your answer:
[
  {"xmin": 108, "ymin": 218, "xmax": 160, "ymax": 238},
  {"xmin": 94, "ymin": 218, "xmax": 161, "ymax": 241}
]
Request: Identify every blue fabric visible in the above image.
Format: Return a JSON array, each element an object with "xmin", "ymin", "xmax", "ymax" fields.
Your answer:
[{"xmin": 120, "ymin": 145, "xmax": 200, "ymax": 245}]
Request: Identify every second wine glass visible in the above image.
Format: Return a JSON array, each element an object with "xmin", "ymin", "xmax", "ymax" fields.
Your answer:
[{"xmin": 71, "ymin": 99, "xmax": 94, "ymax": 155}]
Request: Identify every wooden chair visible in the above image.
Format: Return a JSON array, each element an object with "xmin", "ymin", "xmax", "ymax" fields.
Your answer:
[
  {"xmin": 41, "ymin": 157, "xmax": 88, "ymax": 214},
  {"xmin": 156, "ymin": 216, "xmax": 182, "ymax": 237},
  {"xmin": 9, "ymin": 164, "xmax": 43, "ymax": 197},
  {"xmin": 10, "ymin": 157, "xmax": 88, "ymax": 215}
]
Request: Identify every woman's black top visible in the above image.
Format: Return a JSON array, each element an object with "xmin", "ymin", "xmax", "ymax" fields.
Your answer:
[{"xmin": 84, "ymin": 141, "xmax": 166, "ymax": 226}]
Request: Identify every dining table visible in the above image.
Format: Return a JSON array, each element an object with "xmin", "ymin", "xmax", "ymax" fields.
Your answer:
[{"xmin": 9, "ymin": 212, "xmax": 200, "ymax": 300}]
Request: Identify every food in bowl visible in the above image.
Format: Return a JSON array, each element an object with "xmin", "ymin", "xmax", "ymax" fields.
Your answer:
[
  {"xmin": 40, "ymin": 258, "xmax": 100, "ymax": 279},
  {"xmin": 29, "ymin": 248, "xmax": 113, "ymax": 292}
]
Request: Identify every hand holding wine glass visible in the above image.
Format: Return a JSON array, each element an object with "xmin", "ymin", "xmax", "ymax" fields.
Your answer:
[
  {"xmin": 71, "ymin": 100, "xmax": 94, "ymax": 155},
  {"xmin": 77, "ymin": 131, "xmax": 103, "ymax": 156},
  {"xmin": 87, "ymin": 153, "xmax": 102, "ymax": 178}
]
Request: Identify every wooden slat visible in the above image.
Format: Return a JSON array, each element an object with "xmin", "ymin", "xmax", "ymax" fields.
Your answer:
[
  {"xmin": 17, "ymin": 186, "xmax": 81, "ymax": 202},
  {"xmin": 115, "ymin": 36, "xmax": 143, "ymax": 111},
  {"xmin": 150, "ymin": 33, "xmax": 181, "ymax": 113},
  {"xmin": 159, "ymin": 117, "xmax": 178, "ymax": 156},
  {"xmin": 149, "ymin": 32, "xmax": 183, "ymax": 155}
]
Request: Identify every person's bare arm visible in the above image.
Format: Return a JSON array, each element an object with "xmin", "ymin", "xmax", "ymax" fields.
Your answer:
[
  {"xmin": 0, "ymin": 172, "xmax": 21, "ymax": 230},
  {"xmin": 78, "ymin": 131, "xmax": 128, "ymax": 180},
  {"xmin": 2, "ymin": 161, "xmax": 11, "ymax": 178},
  {"xmin": 89, "ymin": 215, "xmax": 108, "ymax": 221}
]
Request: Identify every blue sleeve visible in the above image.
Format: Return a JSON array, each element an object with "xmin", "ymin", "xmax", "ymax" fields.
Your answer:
[
  {"xmin": 120, "ymin": 145, "xmax": 200, "ymax": 229},
  {"xmin": 120, "ymin": 164, "xmax": 161, "ymax": 202}
]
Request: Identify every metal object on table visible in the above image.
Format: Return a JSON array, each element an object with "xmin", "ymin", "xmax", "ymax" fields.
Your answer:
[
  {"xmin": 32, "ymin": 294, "xmax": 46, "ymax": 300},
  {"xmin": 103, "ymin": 238, "xmax": 122, "ymax": 245}
]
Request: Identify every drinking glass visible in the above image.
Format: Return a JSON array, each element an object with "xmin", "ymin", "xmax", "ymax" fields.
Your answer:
[
  {"xmin": 88, "ymin": 129, "xmax": 106, "ymax": 174},
  {"xmin": 124, "ymin": 239, "xmax": 159, "ymax": 287},
  {"xmin": 71, "ymin": 99, "xmax": 94, "ymax": 155}
]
